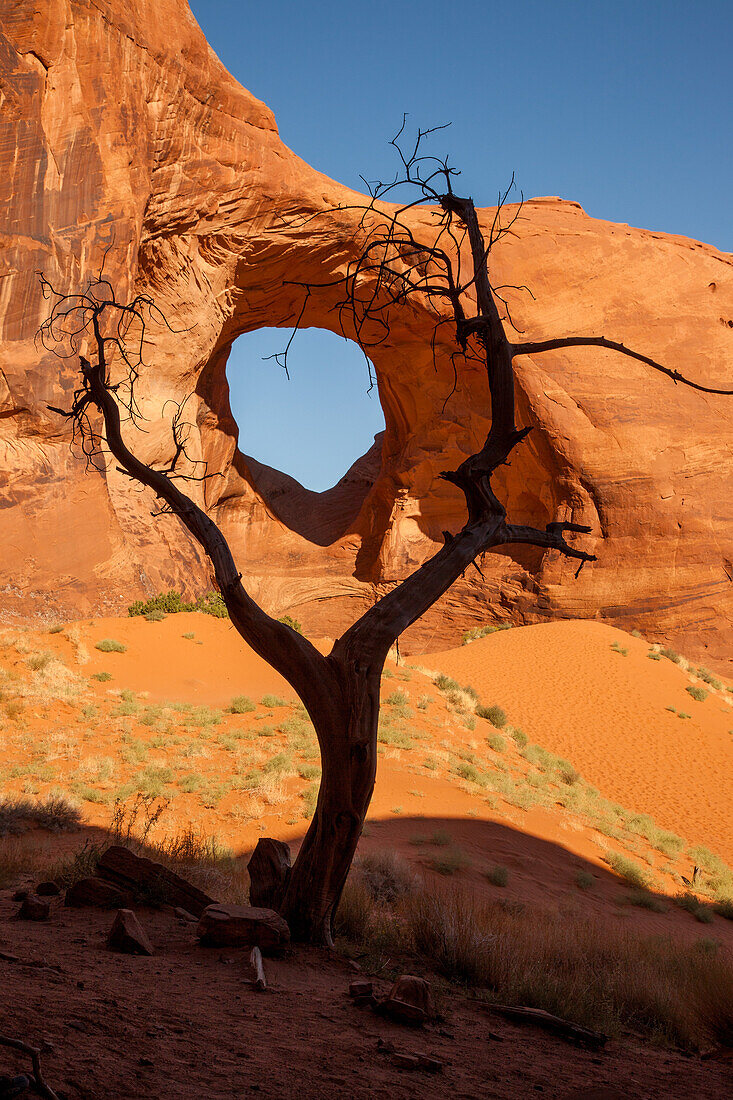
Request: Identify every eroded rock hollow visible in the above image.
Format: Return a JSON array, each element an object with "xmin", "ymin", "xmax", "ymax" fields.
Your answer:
[{"xmin": 1, "ymin": 0, "xmax": 731, "ymax": 667}]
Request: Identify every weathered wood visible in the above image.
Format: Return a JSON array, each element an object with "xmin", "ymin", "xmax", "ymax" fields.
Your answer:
[
  {"xmin": 249, "ymin": 946, "xmax": 266, "ymax": 991},
  {"xmin": 479, "ymin": 1003, "xmax": 608, "ymax": 1049}
]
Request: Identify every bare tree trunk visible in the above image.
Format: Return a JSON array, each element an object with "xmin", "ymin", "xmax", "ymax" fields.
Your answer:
[{"xmin": 280, "ymin": 659, "xmax": 381, "ymax": 945}]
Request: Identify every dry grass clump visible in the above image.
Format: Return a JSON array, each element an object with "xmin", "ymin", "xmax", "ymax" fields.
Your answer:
[
  {"xmin": 336, "ymin": 870, "xmax": 733, "ymax": 1047},
  {"xmin": 0, "ymin": 794, "xmax": 81, "ymax": 837}
]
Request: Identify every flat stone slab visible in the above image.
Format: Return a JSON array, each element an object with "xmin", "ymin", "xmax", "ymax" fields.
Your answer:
[
  {"xmin": 196, "ymin": 904, "xmax": 290, "ymax": 952},
  {"xmin": 97, "ymin": 845, "xmax": 215, "ymax": 916},
  {"xmin": 64, "ymin": 877, "xmax": 132, "ymax": 909}
]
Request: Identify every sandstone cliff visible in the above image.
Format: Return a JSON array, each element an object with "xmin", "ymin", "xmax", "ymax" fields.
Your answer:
[{"xmin": 1, "ymin": 0, "xmax": 731, "ymax": 667}]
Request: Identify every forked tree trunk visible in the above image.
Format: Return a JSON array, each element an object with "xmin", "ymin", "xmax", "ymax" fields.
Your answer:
[
  {"xmin": 279, "ymin": 660, "xmax": 381, "ymax": 945},
  {"xmin": 45, "ymin": 165, "xmax": 716, "ymax": 946}
]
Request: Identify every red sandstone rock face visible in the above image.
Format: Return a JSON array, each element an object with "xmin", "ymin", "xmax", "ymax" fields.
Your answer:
[{"xmin": 0, "ymin": 1, "xmax": 731, "ymax": 668}]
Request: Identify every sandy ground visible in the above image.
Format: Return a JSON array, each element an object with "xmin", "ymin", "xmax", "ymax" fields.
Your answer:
[
  {"xmin": 425, "ymin": 620, "xmax": 733, "ymax": 864},
  {"xmin": 1, "ymin": 614, "xmax": 733, "ymax": 1097},
  {"xmin": 1, "ymin": 892, "xmax": 731, "ymax": 1100}
]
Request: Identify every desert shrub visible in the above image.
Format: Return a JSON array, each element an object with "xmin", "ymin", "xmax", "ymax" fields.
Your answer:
[
  {"xmin": 428, "ymin": 848, "xmax": 470, "ymax": 876},
  {"xmin": 714, "ymin": 898, "xmax": 733, "ymax": 921},
  {"xmin": 0, "ymin": 794, "xmax": 81, "ymax": 837},
  {"xmin": 182, "ymin": 632, "xmax": 195, "ymax": 640},
  {"xmin": 434, "ymin": 673, "xmax": 460, "ymax": 692},
  {"xmin": 678, "ymin": 712, "xmax": 691, "ymax": 719},
  {"xmin": 686, "ymin": 685, "xmax": 708, "ymax": 703},
  {"xmin": 278, "ymin": 614, "xmax": 303, "ymax": 633},
  {"xmin": 695, "ymin": 667, "xmax": 723, "ymax": 690},
  {"xmin": 129, "ymin": 591, "xmax": 195, "ymax": 616},
  {"xmin": 377, "ymin": 721, "xmax": 412, "ymax": 749},
  {"xmin": 508, "ymin": 726, "xmax": 528, "ymax": 748},
  {"xmin": 92, "ymin": 671, "xmax": 112, "ymax": 682},
  {"xmin": 228, "ymin": 695, "xmax": 256, "ymax": 714},
  {"xmin": 297, "ymin": 763, "xmax": 321, "ymax": 780},
  {"xmin": 455, "ymin": 761, "xmax": 489, "ymax": 787},
  {"xmin": 610, "ymin": 641, "xmax": 628, "ymax": 656},
  {"xmin": 355, "ymin": 851, "xmax": 417, "ymax": 903},
  {"xmin": 521, "ymin": 744, "xmax": 553, "ymax": 771},
  {"xmin": 300, "ymin": 780, "xmax": 319, "ymax": 819},
  {"xmin": 462, "ymin": 623, "xmax": 512, "ymax": 644},
  {"xmin": 687, "ymin": 845, "xmax": 730, "ymax": 877},
  {"xmin": 144, "ymin": 609, "xmax": 167, "ymax": 622},
  {"xmin": 485, "ymin": 864, "xmax": 509, "ymax": 887},
  {"xmin": 626, "ymin": 890, "xmax": 667, "ymax": 913},
  {"xmin": 178, "ymin": 774, "xmax": 203, "ymax": 793},
  {"xmin": 48, "ymin": 625, "xmax": 64, "ymax": 634},
  {"xmin": 385, "ymin": 689, "xmax": 409, "ymax": 707},
  {"xmin": 647, "ymin": 652, "xmax": 661, "ymax": 661},
  {"xmin": 575, "ymin": 870, "xmax": 595, "ymax": 890},
  {"xmin": 605, "ymin": 852, "xmax": 648, "ymax": 888},
  {"xmin": 263, "ymin": 752, "xmax": 292, "ymax": 775},
  {"xmin": 555, "ymin": 758, "xmax": 580, "ymax": 784},
  {"xmin": 27, "ymin": 651, "xmax": 54, "ymax": 672},
  {"xmin": 675, "ymin": 893, "xmax": 714, "ymax": 924},
  {"xmin": 196, "ymin": 592, "xmax": 228, "ymax": 618},
  {"xmin": 476, "ymin": 704, "xmax": 507, "ymax": 728},
  {"xmin": 416, "ymin": 694, "xmax": 430, "ymax": 710},
  {"xmin": 95, "ymin": 638, "xmax": 127, "ymax": 653},
  {"xmin": 659, "ymin": 646, "xmax": 682, "ymax": 664},
  {"xmin": 261, "ymin": 694, "xmax": 288, "ymax": 708},
  {"xmin": 486, "ymin": 733, "xmax": 507, "ymax": 753}
]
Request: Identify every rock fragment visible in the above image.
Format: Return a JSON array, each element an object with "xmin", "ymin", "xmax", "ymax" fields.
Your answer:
[
  {"xmin": 197, "ymin": 904, "xmax": 289, "ymax": 952},
  {"xmin": 107, "ymin": 909, "xmax": 154, "ymax": 956}
]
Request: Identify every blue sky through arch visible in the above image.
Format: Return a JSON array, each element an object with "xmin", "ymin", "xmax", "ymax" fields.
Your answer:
[{"xmin": 226, "ymin": 328, "xmax": 385, "ymax": 493}]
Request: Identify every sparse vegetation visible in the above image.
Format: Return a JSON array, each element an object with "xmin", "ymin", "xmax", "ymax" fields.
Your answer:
[
  {"xmin": 95, "ymin": 639, "xmax": 127, "ymax": 653},
  {"xmin": 605, "ymin": 852, "xmax": 648, "ymax": 889},
  {"xmin": 462, "ymin": 623, "xmax": 512, "ymax": 644},
  {"xmin": 228, "ymin": 695, "xmax": 256, "ymax": 714},
  {"xmin": 335, "ymin": 875, "xmax": 733, "ymax": 1047},
  {"xmin": 575, "ymin": 870, "xmax": 595, "ymax": 890},
  {"xmin": 277, "ymin": 615, "xmax": 303, "ymax": 634},
  {"xmin": 485, "ymin": 864, "xmax": 509, "ymax": 887},
  {"xmin": 686, "ymin": 685, "xmax": 708, "ymax": 703},
  {"xmin": 476, "ymin": 704, "xmax": 507, "ymax": 728},
  {"xmin": 92, "ymin": 671, "xmax": 112, "ymax": 682},
  {"xmin": 0, "ymin": 794, "xmax": 81, "ymax": 836}
]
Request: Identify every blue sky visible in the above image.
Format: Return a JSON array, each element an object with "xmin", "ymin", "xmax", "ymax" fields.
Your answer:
[{"xmin": 189, "ymin": 0, "xmax": 732, "ymax": 491}]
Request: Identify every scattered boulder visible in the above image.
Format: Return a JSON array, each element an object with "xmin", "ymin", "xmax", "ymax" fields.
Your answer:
[
  {"xmin": 35, "ymin": 881, "xmax": 61, "ymax": 897},
  {"xmin": 97, "ymin": 845, "xmax": 214, "ymax": 915},
  {"xmin": 197, "ymin": 904, "xmax": 290, "ymax": 952},
  {"xmin": 17, "ymin": 894, "xmax": 50, "ymax": 921},
  {"xmin": 377, "ymin": 975, "xmax": 435, "ymax": 1027},
  {"xmin": 174, "ymin": 906, "xmax": 198, "ymax": 923},
  {"xmin": 65, "ymin": 877, "xmax": 132, "ymax": 909},
  {"xmin": 247, "ymin": 838, "xmax": 291, "ymax": 909},
  {"xmin": 107, "ymin": 909, "xmax": 154, "ymax": 956},
  {"xmin": 348, "ymin": 980, "xmax": 376, "ymax": 1008}
]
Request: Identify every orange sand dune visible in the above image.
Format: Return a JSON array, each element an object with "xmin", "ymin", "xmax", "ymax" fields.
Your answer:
[
  {"xmin": 69, "ymin": 614, "xmax": 302, "ymax": 705},
  {"xmin": 425, "ymin": 621, "xmax": 733, "ymax": 864}
]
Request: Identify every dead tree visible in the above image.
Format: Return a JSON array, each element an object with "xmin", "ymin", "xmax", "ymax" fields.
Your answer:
[{"xmin": 39, "ymin": 126, "xmax": 732, "ymax": 945}]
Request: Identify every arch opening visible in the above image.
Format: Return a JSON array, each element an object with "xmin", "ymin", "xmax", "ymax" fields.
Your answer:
[{"xmin": 226, "ymin": 327, "xmax": 385, "ymax": 494}]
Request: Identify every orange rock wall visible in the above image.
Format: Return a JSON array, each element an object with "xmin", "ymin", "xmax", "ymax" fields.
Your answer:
[{"xmin": 0, "ymin": 0, "xmax": 731, "ymax": 668}]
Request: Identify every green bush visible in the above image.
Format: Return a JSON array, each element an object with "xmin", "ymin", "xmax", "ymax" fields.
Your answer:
[
  {"xmin": 694, "ymin": 667, "xmax": 723, "ymax": 690},
  {"xmin": 95, "ymin": 639, "xmax": 127, "ymax": 653},
  {"xmin": 486, "ymin": 733, "xmax": 507, "ymax": 753},
  {"xmin": 278, "ymin": 615, "xmax": 303, "ymax": 634},
  {"xmin": 385, "ymin": 689, "xmax": 409, "ymax": 707},
  {"xmin": 508, "ymin": 726, "xmax": 528, "ymax": 748},
  {"xmin": 575, "ymin": 870, "xmax": 595, "ymax": 890},
  {"xmin": 128, "ymin": 589, "xmax": 228, "ymax": 618},
  {"xmin": 462, "ymin": 623, "xmax": 512, "ymax": 644},
  {"xmin": 92, "ymin": 671, "xmax": 112, "ymax": 682},
  {"xmin": 144, "ymin": 609, "xmax": 167, "ymax": 622},
  {"xmin": 686, "ymin": 685, "xmax": 708, "ymax": 703},
  {"xmin": 434, "ymin": 673, "xmax": 460, "ymax": 692}
]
